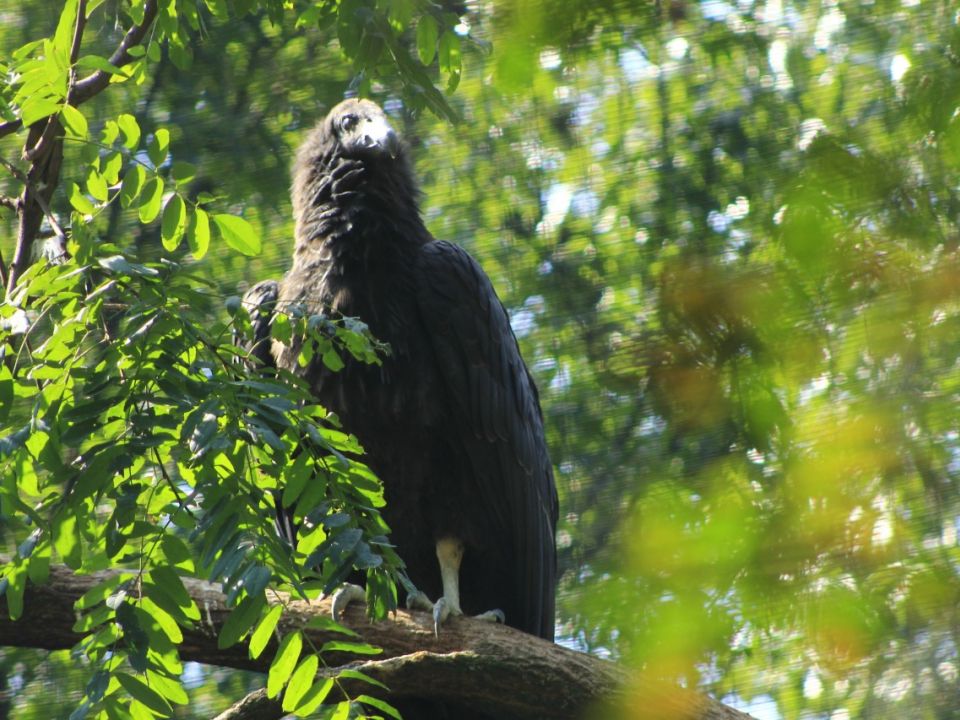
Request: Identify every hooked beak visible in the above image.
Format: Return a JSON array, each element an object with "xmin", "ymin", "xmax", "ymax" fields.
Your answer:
[{"xmin": 359, "ymin": 115, "xmax": 400, "ymax": 159}]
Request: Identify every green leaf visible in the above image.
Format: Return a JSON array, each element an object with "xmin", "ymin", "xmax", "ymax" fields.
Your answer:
[
  {"xmin": 294, "ymin": 678, "xmax": 334, "ymax": 716},
  {"xmin": 101, "ymin": 151, "xmax": 123, "ymax": 184},
  {"xmin": 357, "ymin": 695, "xmax": 402, "ymax": 719},
  {"xmin": 387, "ymin": 0, "xmax": 413, "ymax": 31},
  {"xmin": 330, "ymin": 701, "xmax": 352, "ymax": 720},
  {"xmin": 320, "ymin": 640, "xmax": 382, "ymax": 655},
  {"xmin": 282, "ymin": 654, "xmax": 319, "ymax": 712},
  {"xmin": 160, "ymin": 194, "xmax": 187, "ymax": 251},
  {"xmin": 171, "ymin": 161, "xmax": 196, "ymax": 185},
  {"xmin": 416, "ymin": 15, "xmax": 438, "ymax": 65},
  {"xmin": 218, "ymin": 593, "xmax": 266, "ymax": 649},
  {"xmin": 213, "ymin": 213, "xmax": 261, "ymax": 256},
  {"xmin": 141, "ymin": 594, "xmax": 184, "ymax": 643},
  {"xmin": 98, "ymin": 255, "xmax": 159, "ymax": 277},
  {"xmin": 53, "ymin": 512, "xmax": 82, "ymax": 569},
  {"xmin": 303, "ymin": 615, "xmax": 360, "ymax": 637},
  {"xmin": 138, "ymin": 177, "xmax": 164, "ymax": 223},
  {"xmin": 20, "ymin": 97, "xmax": 61, "ymax": 128},
  {"xmin": 53, "ymin": 0, "xmax": 79, "ymax": 61},
  {"xmin": 148, "ymin": 127, "xmax": 170, "ymax": 167},
  {"xmin": 76, "ymin": 573, "xmax": 130, "ymax": 610},
  {"xmin": 148, "ymin": 566, "xmax": 194, "ymax": 610},
  {"xmin": 205, "ymin": 0, "xmax": 228, "ymax": 18},
  {"xmin": 75, "ymin": 54, "xmax": 130, "ymax": 77},
  {"xmin": 117, "ymin": 113, "xmax": 140, "ymax": 150},
  {"xmin": 338, "ymin": 668, "xmax": 388, "ymax": 690},
  {"xmin": 101, "ymin": 120, "xmax": 119, "ymax": 144},
  {"xmin": 68, "ymin": 182, "xmax": 96, "ymax": 214},
  {"xmin": 61, "ymin": 104, "xmax": 87, "ymax": 137},
  {"xmin": 86, "ymin": 169, "xmax": 109, "ymax": 202},
  {"xmin": 439, "ymin": 31, "xmax": 462, "ymax": 93},
  {"xmin": 188, "ymin": 206, "xmax": 210, "ymax": 259},
  {"xmin": 4, "ymin": 562, "xmax": 27, "ymax": 620},
  {"xmin": 249, "ymin": 603, "xmax": 282, "ymax": 660},
  {"xmin": 115, "ymin": 673, "xmax": 173, "ymax": 717},
  {"xmin": 119, "ymin": 165, "xmax": 146, "ymax": 208},
  {"xmin": 267, "ymin": 631, "xmax": 303, "ymax": 698},
  {"xmin": 321, "ymin": 347, "xmax": 345, "ymax": 372}
]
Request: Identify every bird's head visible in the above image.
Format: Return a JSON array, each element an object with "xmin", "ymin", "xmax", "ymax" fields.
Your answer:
[{"xmin": 327, "ymin": 98, "xmax": 402, "ymax": 160}]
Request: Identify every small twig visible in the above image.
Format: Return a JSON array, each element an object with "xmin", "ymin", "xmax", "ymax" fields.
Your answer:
[{"xmin": 0, "ymin": 196, "xmax": 16, "ymax": 211}]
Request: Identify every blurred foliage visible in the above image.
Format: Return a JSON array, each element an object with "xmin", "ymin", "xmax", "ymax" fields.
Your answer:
[{"xmin": 3, "ymin": 0, "xmax": 960, "ymax": 719}]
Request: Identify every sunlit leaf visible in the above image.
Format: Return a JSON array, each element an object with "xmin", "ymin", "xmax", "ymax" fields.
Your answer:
[
  {"xmin": 115, "ymin": 673, "xmax": 173, "ymax": 717},
  {"xmin": 416, "ymin": 15, "xmax": 438, "ymax": 65},
  {"xmin": 138, "ymin": 177, "xmax": 164, "ymax": 223},
  {"xmin": 160, "ymin": 194, "xmax": 187, "ymax": 251},
  {"xmin": 212, "ymin": 213, "xmax": 261, "ymax": 256},
  {"xmin": 267, "ymin": 631, "xmax": 303, "ymax": 698},
  {"xmin": 281, "ymin": 654, "xmax": 318, "ymax": 711},
  {"xmin": 249, "ymin": 604, "xmax": 282, "ymax": 660},
  {"xmin": 148, "ymin": 127, "xmax": 170, "ymax": 167},
  {"xmin": 60, "ymin": 103, "xmax": 87, "ymax": 137},
  {"xmin": 117, "ymin": 113, "xmax": 140, "ymax": 150}
]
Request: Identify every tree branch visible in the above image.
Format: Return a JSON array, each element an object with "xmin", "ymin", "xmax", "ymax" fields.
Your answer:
[
  {"xmin": 0, "ymin": 0, "xmax": 159, "ymax": 144},
  {"xmin": 0, "ymin": 564, "xmax": 757, "ymax": 720},
  {"xmin": 70, "ymin": 0, "xmax": 159, "ymax": 105}
]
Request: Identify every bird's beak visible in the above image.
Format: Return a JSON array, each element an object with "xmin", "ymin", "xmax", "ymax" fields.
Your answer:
[{"xmin": 361, "ymin": 116, "xmax": 401, "ymax": 159}]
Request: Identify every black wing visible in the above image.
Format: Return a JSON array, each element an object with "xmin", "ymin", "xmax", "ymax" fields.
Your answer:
[
  {"xmin": 415, "ymin": 240, "xmax": 558, "ymax": 640},
  {"xmin": 234, "ymin": 280, "xmax": 298, "ymax": 546},
  {"xmin": 237, "ymin": 279, "xmax": 279, "ymax": 369}
]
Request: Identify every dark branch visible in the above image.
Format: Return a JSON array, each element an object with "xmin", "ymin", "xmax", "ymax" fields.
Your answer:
[{"xmin": 0, "ymin": 564, "xmax": 756, "ymax": 720}]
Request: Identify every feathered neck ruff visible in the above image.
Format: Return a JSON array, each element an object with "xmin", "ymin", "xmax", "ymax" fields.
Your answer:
[{"xmin": 291, "ymin": 133, "xmax": 427, "ymax": 267}]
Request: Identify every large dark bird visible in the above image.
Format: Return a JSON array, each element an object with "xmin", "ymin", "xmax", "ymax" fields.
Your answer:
[{"xmin": 243, "ymin": 99, "xmax": 557, "ymax": 641}]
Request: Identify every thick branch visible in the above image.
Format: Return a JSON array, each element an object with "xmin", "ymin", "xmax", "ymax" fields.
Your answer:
[{"xmin": 0, "ymin": 565, "xmax": 755, "ymax": 720}]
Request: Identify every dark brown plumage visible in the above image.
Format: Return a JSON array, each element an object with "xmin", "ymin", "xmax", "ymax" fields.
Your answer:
[{"xmin": 245, "ymin": 99, "xmax": 558, "ymax": 641}]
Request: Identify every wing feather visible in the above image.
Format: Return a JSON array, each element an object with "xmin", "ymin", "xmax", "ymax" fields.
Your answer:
[{"xmin": 415, "ymin": 240, "xmax": 558, "ymax": 639}]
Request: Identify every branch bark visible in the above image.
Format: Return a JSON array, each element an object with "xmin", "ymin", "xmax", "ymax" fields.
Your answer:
[{"xmin": 0, "ymin": 564, "xmax": 756, "ymax": 720}]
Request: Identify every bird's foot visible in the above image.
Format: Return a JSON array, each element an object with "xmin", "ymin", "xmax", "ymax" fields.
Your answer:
[
  {"xmin": 405, "ymin": 589, "xmax": 434, "ymax": 613},
  {"xmin": 431, "ymin": 599, "xmax": 505, "ymax": 637},
  {"xmin": 474, "ymin": 609, "xmax": 506, "ymax": 625},
  {"xmin": 330, "ymin": 583, "xmax": 366, "ymax": 621},
  {"xmin": 432, "ymin": 596, "xmax": 463, "ymax": 638}
]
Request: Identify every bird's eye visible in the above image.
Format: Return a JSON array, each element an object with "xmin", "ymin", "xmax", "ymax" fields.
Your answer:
[{"xmin": 339, "ymin": 114, "xmax": 358, "ymax": 132}]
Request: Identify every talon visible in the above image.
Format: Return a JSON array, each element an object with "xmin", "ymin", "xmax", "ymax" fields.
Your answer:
[
  {"xmin": 406, "ymin": 590, "xmax": 433, "ymax": 612},
  {"xmin": 433, "ymin": 597, "xmax": 451, "ymax": 638},
  {"xmin": 330, "ymin": 583, "xmax": 366, "ymax": 621},
  {"xmin": 475, "ymin": 608, "xmax": 505, "ymax": 624}
]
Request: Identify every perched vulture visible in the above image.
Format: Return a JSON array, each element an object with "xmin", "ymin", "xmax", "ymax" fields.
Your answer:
[{"xmin": 242, "ymin": 99, "xmax": 558, "ymax": 641}]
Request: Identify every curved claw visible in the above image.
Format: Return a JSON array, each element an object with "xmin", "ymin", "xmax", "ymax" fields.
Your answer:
[
  {"xmin": 330, "ymin": 583, "xmax": 366, "ymax": 621},
  {"xmin": 474, "ymin": 608, "xmax": 505, "ymax": 625},
  {"xmin": 406, "ymin": 590, "xmax": 434, "ymax": 612},
  {"xmin": 433, "ymin": 597, "xmax": 452, "ymax": 638}
]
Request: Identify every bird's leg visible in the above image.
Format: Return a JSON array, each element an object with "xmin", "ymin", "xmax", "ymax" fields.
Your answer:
[
  {"xmin": 330, "ymin": 583, "xmax": 366, "ymax": 621},
  {"xmin": 431, "ymin": 538, "xmax": 505, "ymax": 637},
  {"xmin": 432, "ymin": 537, "xmax": 464, "ymax": 636}
]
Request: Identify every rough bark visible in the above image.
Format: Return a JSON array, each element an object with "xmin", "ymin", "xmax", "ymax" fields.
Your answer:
[{"xmin": 0, "ymin": 564, "xmax": 755, "ymax": 720}]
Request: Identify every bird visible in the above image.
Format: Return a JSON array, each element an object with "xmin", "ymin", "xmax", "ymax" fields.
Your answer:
[{"xmin": 241, "ymin": 98, "xmax": 558, "ymax": 641}]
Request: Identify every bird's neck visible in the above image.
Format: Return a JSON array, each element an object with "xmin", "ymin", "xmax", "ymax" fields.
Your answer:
[{"xmin": 293, "ymin": 154, "xmax": 427, "ymax": 265}]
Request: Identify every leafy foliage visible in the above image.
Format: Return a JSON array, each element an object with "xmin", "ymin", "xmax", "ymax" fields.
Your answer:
[
  {"xmin": 4, "ymin": 0, "xmax": 960, "ymax": 719},
  {"xmin": 0, "ymin": 0, "xmax": 467, "ymax": 716}
]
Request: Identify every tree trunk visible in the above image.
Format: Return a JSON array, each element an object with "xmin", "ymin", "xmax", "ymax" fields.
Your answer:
[{"xmin": 0, "ymin": 564, "xmax": 755, "ymax": 720}]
